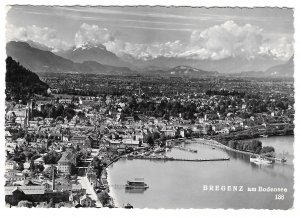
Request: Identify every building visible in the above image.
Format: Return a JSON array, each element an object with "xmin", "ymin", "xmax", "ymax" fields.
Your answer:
[
  {"xmin": 5, "ymin": 170, "xmax": 26, "ymax": 182},
  {"xmin": 5, "ymin": 131, "xmax": 13, "ymax": 142},
  {"xmin": 161, "ymin": 129, "xmax": 176, "ymax": 137},
  {"xmin": 5, "ymin": 160, "xmax": 17, "ymax": 170},
  {"xmin": 57, "ymin": 151, "xmax": 76, "ymax": 174},
  {"xmin": 71, "ymin": 136, "xmax": 92, "ymax": 150},
  {"xmin": 5, "ymin": 185, "xmax": 69, "ymax": 206},
  {"xmin": 122, "ymin": 139, "xmax": 140, "ymax": 148}
]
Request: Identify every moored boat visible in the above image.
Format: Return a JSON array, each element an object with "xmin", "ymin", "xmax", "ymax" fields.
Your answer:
[
  {"xmin": 124, "ymin": 203, "xmax": 133, "ymax": 209},
  {"xmin": 250, "ymin": 155, "xmax": 273, "ymax": 165},
  {"xmin": 125, "ymin": 180, "xmax": 149, "ymax": 189}
]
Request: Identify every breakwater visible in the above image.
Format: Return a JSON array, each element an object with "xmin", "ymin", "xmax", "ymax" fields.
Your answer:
[
  {"xmin": 196, "ymin": 138, "xmax": 286, "ymax": 163},
  {"xmin": 122, "ymin": 155, "xmax": 229, "ymax": 162}
]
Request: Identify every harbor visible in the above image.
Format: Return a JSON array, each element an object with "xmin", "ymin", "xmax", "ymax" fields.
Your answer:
[{"xmin": 107, "ymin": 136, "xmax": 294, "ymax": 209}]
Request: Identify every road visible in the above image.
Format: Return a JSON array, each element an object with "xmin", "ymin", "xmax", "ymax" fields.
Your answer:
[
  {"xmin": 76, "ymin": 148, "xmax": 102, "ymax": 207},
  {"xmin": 77, "ymin": 175, "xmax": 102, "ymax": 208}
]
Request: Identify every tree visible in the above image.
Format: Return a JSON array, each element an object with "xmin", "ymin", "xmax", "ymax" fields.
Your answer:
[
  {"xmin": 249, "ymin": 140, "xmax": 262, "ymax": 153},
  {"xmin": 147, "ymin": 136, "xmax": 154, "ymax": 146},
  {"xmin": 98, "ymin": 191, "xmax": 111, "ymax": 206},
  {"xmin": 261, "ymin": 146, "xmax": 275, "ymax": 154},
  {"xmin": 43, "ymin": 166, "xmax": 57, "ymax": 179},
  {"xmin": 55, "ymin": 104, "xmax": 64, "ymax": 117},
  {"xmin": 43, "ymin": 151, "xmax": 62, "ymax": 164},
  {"xmin": 6, "ymin": 189, "xmax": 25, "ymax": 207},
  {"xmin": 64, "ymin": 108, "xmax": 76, "ymax": 120},
  {"xmin": 91, "ymin": 156, "xmax": 103, "ymax": 178},
  {"xmin": 17, "ymin": 200, "xmax": 34, "ymax": 208},
  {"xmin": 228, "ymin": 140, "xmax": 238, "ymax": 149},
  {"xmin": 47, "ymin": 198, "xmax": 54, "ymax": 208}
]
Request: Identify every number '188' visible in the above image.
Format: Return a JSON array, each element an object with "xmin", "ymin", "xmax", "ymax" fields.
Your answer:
[{"xmin": 275, "ymin": 194, "xmax": 284, "ymax": 200}]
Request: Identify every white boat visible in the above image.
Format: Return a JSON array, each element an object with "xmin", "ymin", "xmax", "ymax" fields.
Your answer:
[{"xmin": 250, "ymin": 155, "xmax": 273, "ymax": 165}]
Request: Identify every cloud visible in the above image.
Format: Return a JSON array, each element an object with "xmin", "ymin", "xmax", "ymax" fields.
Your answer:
[
  {"xmin": 189, "ymin": 20, "xmax": 264, "ymax": 60},
  {"xmin": 6, "ymin": 24, "xmax": 71, "ymax": 52},
  {"xmin": 259, "ymin": 36, "xmax": 294, "ymax": 60},
  {"xmin": 105, "ymin": 21, "xmax": 284, "ymax": 61},
  {"xmin": 6, "ymin": 21, "xmax": 293, "ymax": 61},
  {"xmin": 74, "ymin": 23, "xmax": 115, "ymax": 48},
  {"xmin": 104, "ymin": 40, "xmax": 185, "ymax": 60}
]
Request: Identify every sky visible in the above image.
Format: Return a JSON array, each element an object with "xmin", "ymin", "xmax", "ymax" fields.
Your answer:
[{"xmin": 5, "ymin": 6, "xmax": 294, "ymax": 61}]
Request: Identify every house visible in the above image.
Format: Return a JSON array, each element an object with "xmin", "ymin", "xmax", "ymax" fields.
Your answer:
[
  {"xmin": 57, "ymin": 151, "xmax": 76, "ymax": 174},
  {"xmin": 62, "ymin": 135, "xmax": 70, "ymax": 142},
  {"xmin": 71, "ymin": 136, "xmax": 92, "ymax": 150},
  {"xmin": 122, "ymin": 139, "xmax": 140, "ymax": 148},
  {"xmin": 5, "ymin": 131, "xmax": 13, "ymax": 142},
  {"xmin": 5, "ymin": 142, "xmax": 16, "ymax": 155},
  {"xmin": 59, "ymin": 98, "xmax": 72, "ymax": 104},
  {"xmin": 117, "ymin": 144, "xmax": 126, "ymax": 154},
  {"xmin": 161, "ymin": 129, "xmax": 176, "ymax": 138},
  {"xmin": 179, "ymin": 128, "xmax": 185, "ymax": 138},
  {"xmin": 5, "ymin": 160, "xmax": 17, "ymax": 170},
  {"xmin": 79, "ymin": 194, "xmax": 95, "ymax": 207},
  {"xmin": 5, "ymin": 170, "xmax": 26, "ymax": 182},
  {"xmin": 29, "ymin": 120, "xmax": 39, "ymax": 127},
  {"xmin": 34, "ymin": 157, "xmax": 45, "ymax": 165},
  {"xmin": 23, "ymin": 159, "xmax": 31, "ymax": 170}
]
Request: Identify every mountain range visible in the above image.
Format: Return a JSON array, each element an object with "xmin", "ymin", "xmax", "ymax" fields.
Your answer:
[
  {"xmin": 239, "ymin": 55, "xmax": 294, "ymax": 78},
  {"xmin": 6, "ymin": 41, "xmax": 137, "ymax": 76},
  {"xmin": 6, "ymin": 41, "xmax": 294, "ymax": 78},
  {"xmin": 120, "ymin": 54, "xmax": 285, "ymax": 74}
]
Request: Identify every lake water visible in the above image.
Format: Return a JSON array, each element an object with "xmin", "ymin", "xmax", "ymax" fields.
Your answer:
[{"xmin": 107, "ymin": 136, "xmax": 294, "ymax": 209}]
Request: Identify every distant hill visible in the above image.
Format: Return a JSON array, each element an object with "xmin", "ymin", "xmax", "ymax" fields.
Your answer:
[
  {"xmin": 6, "ymin": 41, "xmax": 138, "ymax": 75},
  {"xmin": 6, "ymin": 56, "xmax": 49, "ymax": 100},
  {"xmin": 240, "ymin": 56, "xmax": 294, "ymax": 78},
  {"xmin": 264, "ymin": 55, "xmax": 294, "ymax": 77},
  {"xmin": 166, "ymin": 65, "xmax": 219, "ymax": 77},
  {"xmin": 143, "ymin": 65, "xmax": 219, "ymax": 78}
]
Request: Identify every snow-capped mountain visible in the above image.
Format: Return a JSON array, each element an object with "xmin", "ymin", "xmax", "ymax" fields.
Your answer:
[{"xmin": 55, "ymin": 43, "xmax": 134, "ymax": 69}]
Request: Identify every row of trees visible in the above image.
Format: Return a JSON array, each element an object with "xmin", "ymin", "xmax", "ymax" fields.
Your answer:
[
  {"xmin": 228, "ymin": 139, "xmax": 275, "ymax": 155},
  {"xmin": 32, "ymin": 103, "xmax": 77, "ymax": 120}
]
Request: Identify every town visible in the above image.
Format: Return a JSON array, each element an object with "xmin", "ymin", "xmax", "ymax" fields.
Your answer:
[{"xmin": 4, "ymin": 69, "xmax": 294, "ymax": 208}]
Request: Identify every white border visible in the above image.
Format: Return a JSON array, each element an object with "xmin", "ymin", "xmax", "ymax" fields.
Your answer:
[{"xmin": 0, "ymin": 1, "xmax": 299, "ymax": 217}]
